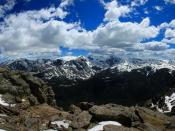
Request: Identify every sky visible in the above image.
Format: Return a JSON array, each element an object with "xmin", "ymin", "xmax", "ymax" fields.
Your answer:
[{"xmin": 0, "ymin": 0, "xmax": 175, "ymax": 60}]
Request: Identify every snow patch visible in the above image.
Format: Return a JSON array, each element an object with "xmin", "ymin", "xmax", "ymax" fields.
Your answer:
[
  {"xmin": 0, "ymin": 95, "xmax": 15, "ymax": 107},
  {"xmin": 51, "ymin": 120, "xmax": 70, "ymax": 129},
  {"xmin": 154, "ymin": 93, "xmax": 175, "ymax": 113},
  {"xmin": 156, "ymin": 106, "xmax": 164, "ymax": 113},
  {"xmin": 0, "ymin": 114, "xmax": 7, "ymax": 117},
  {"xmin": 22, "ymin": 99, "xmax": 26, "ymax": 102},
  {"xmin": 88, "ymin": 121, "xmax": 122, "ymax": 131}
]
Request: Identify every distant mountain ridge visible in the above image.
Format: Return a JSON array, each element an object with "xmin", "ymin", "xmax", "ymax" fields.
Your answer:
[
  {"xmin": 0, "ymin": 56, "xmax": 95, "ymax": 80},
  {"xmin": 1, "ymin": 55, "xmax": 175, "ymax": 85},
  {"xmin": 1, "ymin": 55, "xmax": 175, "ymax": 77},
  {"xmin": 88, "ymin": 55, "xmax": 175, "ymax": 71}
]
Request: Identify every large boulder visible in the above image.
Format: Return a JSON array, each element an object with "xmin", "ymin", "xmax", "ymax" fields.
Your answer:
[
  {"xmin": 135, "ymin": 107, "xmax": 174, "ymax": 130},
  {"xmin": 70, "ymin": 111, "xmax": 92, "ymax": 129},
  {"xmin": 69, "ymin": 104, "xmax": 82, "ymax": 114},
  {"xmin": 89, "ymin": 104, "xmax": 140, "ymax": 127}
]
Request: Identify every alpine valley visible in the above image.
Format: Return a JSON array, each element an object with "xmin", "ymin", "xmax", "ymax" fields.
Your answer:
[{"xmin": 0, "ymin": 55, "xmax": 175, "ymax": 130}]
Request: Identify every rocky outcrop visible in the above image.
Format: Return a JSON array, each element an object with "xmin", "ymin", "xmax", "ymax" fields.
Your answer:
[
  {"xmin": 0, "ymin": 67, "xmax": 56, "ymax": 106},
  {"xmin": 0, "ymin": 101, "xmax": 175, "ymax": 130},
  {"xmin": 0, "ymin": 104, "xmax": 70, "ymax": 131}
]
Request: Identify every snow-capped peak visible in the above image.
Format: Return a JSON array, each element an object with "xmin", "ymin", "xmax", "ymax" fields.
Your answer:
[
  {"xmin": 111, "ymin": 59, "xmax": 175, "ymax": 72},
  {"xmin": 60, "ymin": 56, "xmax": 78, "ymax": 61}
]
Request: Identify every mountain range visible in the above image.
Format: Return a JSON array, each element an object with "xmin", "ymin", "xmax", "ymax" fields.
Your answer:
[
  {"xmin": 1, "ymin": 55, "xmax": 175, "ymax": 113},
  {"xmin": 1, "ymin": 55, "xmax": 175, "ymax": 80}
]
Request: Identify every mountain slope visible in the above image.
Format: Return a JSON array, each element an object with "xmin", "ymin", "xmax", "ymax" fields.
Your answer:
[{"xmin": 47, "ymin": 66, "xmax": 175, "ymax": 110}]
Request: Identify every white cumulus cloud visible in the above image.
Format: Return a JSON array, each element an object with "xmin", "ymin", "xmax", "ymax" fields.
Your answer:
[
  {"xmin": 59, "ymin": 0, "xmax": 74, "ymax": 8},
  {"xmin": 160, "ymin": 19, "xmax": 175, "ymax": 44},
  {"xmin": 104, "ymin": 0, "xmax": 131, "ymax": 21},
  {"xmin": 0, "ymin": 0, "xmax": 173, "ymax": 60},
  {"xmin": 143, "ymin": 41, "xmax": 169, "ymax": 51},
  {"xmin": 93, "ymin": 18, "xmax": 159, "ymax": 49},
  {"xmin": 0, "ymin": 0, "xmax": 16, "ymax": 17},
  {"xmin": 164, "ymin": 0, "xmax": 175, "ymax": 4}
]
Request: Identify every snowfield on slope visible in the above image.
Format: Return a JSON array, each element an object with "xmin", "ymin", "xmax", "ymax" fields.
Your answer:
[{"xmin": 164, "ymin": 93, "xmax": 175, "ymax": 113}]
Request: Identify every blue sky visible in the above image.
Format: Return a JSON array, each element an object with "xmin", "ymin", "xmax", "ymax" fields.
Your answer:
[
  {"xmin": 7, "ymin": 0, "xmax": 175, "ymax": 29},
  {"xmin": 0, "ymin": 0, "xmax": 175, "ymax": 59}
]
